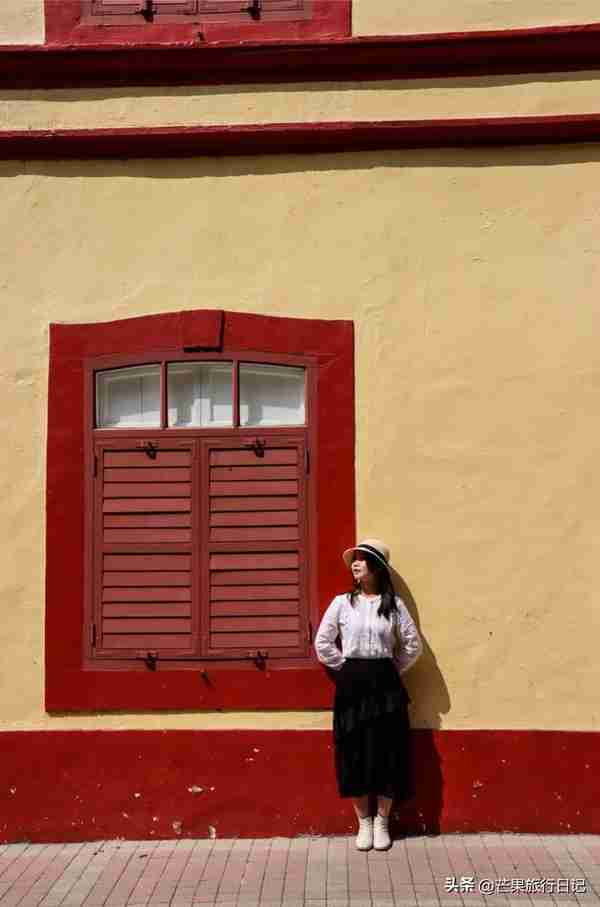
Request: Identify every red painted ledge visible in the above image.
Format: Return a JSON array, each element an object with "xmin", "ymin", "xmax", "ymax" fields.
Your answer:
[
  {"xmin": 2, "ymin": 115, "xmax": 600, "ymax": 160},
  {"xmin": 3, "ymin": 22, "xmax": 600, "ymax": 88},
  {"xmin": 1, "ymin": 729, "xmax": 600, "ymax": 842}
]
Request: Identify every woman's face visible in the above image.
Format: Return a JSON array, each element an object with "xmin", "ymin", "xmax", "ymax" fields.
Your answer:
[{"xmin": 351, "ymin": 551, "xmax": 373, "ymax": 585}]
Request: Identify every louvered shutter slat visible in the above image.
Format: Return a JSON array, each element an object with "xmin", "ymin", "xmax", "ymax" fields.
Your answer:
[
  {"xmin": 90, "ymin": 0, "xmax": 145, "ymax": 15},
  {"xmin": 205, "ymin": 440, "xmax": 308, "ymax": 658},
  {"xmin": 153, "ymin": 0, "xmax": 199, "ymax": 14},
  {"xmin": 88, "ymin": 0, "xmax": 199, "ymax": 20},
  {"xmin": 95, "ymin": 442, "xmax": 197, "ymax": 658},
  {"xmin": 198, "ymin": 0, "xmax": 309, "ymax": 20}
]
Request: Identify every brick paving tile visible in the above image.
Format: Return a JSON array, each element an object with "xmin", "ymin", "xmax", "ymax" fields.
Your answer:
[
  {"xmin": 79, "ymin": 842, "xmax": 144, "ymax": 907},
  {"xmin": 393, "ymin": 880, "xmax": 417, "ymax": 903},
  {"xmin": 149, "ymin": 840, "xmax": 197, "ymax": 903},
  {"xmin": 0, "ymin": 844, "xmax": 52, "ymax": 890},
  {"xmin": 101, "ymin": 841, "xmax": 155, "ymax": 906},
  {"xmin": 367, "ymin": 852, "xmax": 393, "ymax": 894},
  {"xmin": 213, "ymin": 842, "xmax": 253, "ymax": 898},
  {"xmin": 21, "ymin": 842, "xmax": 89, "ymax": 907},
  {"xmin": 118, "ymin": 842, "xmax": 167, "ymax": 906},
  {"xmin": 327, "ymin": 837, "xmax": 348, "ymax": 893},
  {"xmin": 0, "ymin": 847, "xmax": 29, "ymax": 872},
  {"xmin": 1, "ymin": 844, "xmax": 83, "ymax": 907},
  {"xmin": 0, "ymin": 843, "xmax": 62, "ymax": 906},
  {"xmin": 175, "ymin": 840, "xmax": 215, "ymax": 898},
  {"xmin": 236, "ymin": 839, "xmax": 272, "ymax": 902},
  {"xmin": 258, "ymin": 838, "xmax": 290, "ymax": 900},
  {"xmin": 304, "ymin": 839, "xmax": 327, "ymax": 902},
  {"xmin": 42, "ymin": 843, "xmax": 110, "ymax": 906}
]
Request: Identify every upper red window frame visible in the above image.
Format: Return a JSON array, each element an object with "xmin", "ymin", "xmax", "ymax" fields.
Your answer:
[
  {"xmin": 45, "ymin": 0, "xmax": 351, "ymax": 45},
  {"xmin": 46, "ymin": 309, "xmax": 355, "ymax": 713}
]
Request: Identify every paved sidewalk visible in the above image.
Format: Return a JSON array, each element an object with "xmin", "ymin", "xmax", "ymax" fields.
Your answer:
[{"xmin": 0, "ymin": 834, "xmax": 599, "ymax": 907}]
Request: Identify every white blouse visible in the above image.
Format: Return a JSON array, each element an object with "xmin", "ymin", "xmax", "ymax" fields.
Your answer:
[{"xmin": 314, "ymin": 593, "xmax": 423, "ymax": 675}]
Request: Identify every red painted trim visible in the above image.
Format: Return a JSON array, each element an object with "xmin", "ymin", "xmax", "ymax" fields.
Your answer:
[
  {"xmin": 3, "ymin": 115, "xmax": 600, "ymax": 161},
  {"xmin": 44, "ymin": 0, "xmax": 349, "ymax": 47},
  {"xmin": 46, "ymin": 310, "xmax": 355, "ymax": 712},
  {"xmin": 181, "ymin": 307, "xmax": 223, "ymax": 348},
  {"xmin": 3, "ymin": 22, "xmax": 600, "ymax": 88},
  {"xmin": 1, "ymin": 729, "xmax": 599, "ymax": 842}
]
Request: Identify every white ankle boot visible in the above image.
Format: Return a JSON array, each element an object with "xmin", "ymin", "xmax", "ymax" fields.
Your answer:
[
  {"xmin": 373, "ymin": 813, "xmax": 391, "ymax": 850},
  {"xmin": 355, "ymin": 815, "xmax": 373, "ymax": 850}
]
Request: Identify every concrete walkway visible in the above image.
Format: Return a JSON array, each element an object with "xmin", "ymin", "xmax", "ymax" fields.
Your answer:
[{"xmin": 0, "ymin": 834, "xmax": 599, "ymax": 906}]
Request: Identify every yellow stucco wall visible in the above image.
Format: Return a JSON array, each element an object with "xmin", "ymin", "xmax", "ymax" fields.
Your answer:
[
  {"xmin": 352, "ymin": 0, "xmax": 600, "ymax": 35},
  {"xmin": 2, "ymin": 72, "xmax": 600, "ymax": 132},
  {"xmin": 0, "ymin": 0, "xmax": 43, "ymax": 45},
  {"xmin": 1, "ymin": 144, "xmax": 600, "ymax": 731}
]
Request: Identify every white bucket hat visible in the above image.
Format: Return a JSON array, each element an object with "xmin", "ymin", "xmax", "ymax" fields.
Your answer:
[{"xmin": 342, "ymin": 538, "xmax": 391, "ymax": 572}]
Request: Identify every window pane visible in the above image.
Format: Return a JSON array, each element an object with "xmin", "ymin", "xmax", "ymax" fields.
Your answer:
[
  {"xmin": 96, "ymin": 365, "xmax": 161, "ymax": 428},
  {"xmin": 168, "ymin": 362, "xmax": 232, "ymax": 427},
  {"xmin": 239, "ymin": 363, "xmax": 305, "ymax": 427}
]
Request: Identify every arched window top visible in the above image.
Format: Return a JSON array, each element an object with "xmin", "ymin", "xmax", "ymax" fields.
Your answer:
[{"xmin": 95, "ymin": 359, "xmax": 306, "ymax": 429}]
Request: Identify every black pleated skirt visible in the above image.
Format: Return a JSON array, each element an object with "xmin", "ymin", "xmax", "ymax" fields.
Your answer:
[{"xmin": 333, "ymin": 658, "xmax": 413, "ymax": 800}]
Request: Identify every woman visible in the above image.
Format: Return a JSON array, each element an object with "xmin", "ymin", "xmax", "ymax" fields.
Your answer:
[{"xmin": 314, "ymin": 538, "xmax": 422, "ymax": 851}]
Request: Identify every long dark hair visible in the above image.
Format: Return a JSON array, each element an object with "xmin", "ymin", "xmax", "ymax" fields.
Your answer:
[{"xmin": 348, "ymin": 551, "xmax": 397, "ymax": 620}]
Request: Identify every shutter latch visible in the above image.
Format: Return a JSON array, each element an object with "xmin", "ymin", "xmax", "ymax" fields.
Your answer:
[
  {"xmin": 243, "ymin": 438, "xmax": 266, "ymax": 458},
  {"xmin": 137, "ymin": 440, "xmax": 158, "ymax": 459},
  {"xmin": 137, "ymin": 1, "xmax": 155, "ymax": 23},
  {"xmin": 137, "ymin": 651, "xmax": 159, "ymax": 670},
  {"xmin": 243, "ymin": 0, "xmax": 262, "ymax": 20},
  {"xmin": 248, "ymin": 650, "xmax": 268, "ymax": 669}
]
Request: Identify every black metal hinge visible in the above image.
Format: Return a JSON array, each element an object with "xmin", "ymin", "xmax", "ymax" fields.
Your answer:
[
  {"xmin": 91, "ymin": 623, "xmax": 97, "ymax": 647},
  {"xmin": 305, "ymin": 449, "xmax": 310, "ymax": 474},
  {"xmin": 243, "ymin": 438, "xmax": 266, "ymax": 458},
  {"xmin": 138, "ymin": 1, "xmax": 155, "ymax": 22},
  {"xmin": 244, "ymin": 0, "xmax": 262, "ymax": 20},
  {"xmin": 248, "ymin": 650, "xmax": 268, "ymax": 669},
  {"xmin": 137, "ymin": 440, "xmax": 158, "ymax": 459},
  {"xmin": 136, "ymin": 651, "xmax": 159, "ymax": 670}
]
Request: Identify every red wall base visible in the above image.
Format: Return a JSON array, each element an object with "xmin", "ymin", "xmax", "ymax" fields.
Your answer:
[{"xmin": 2, "ymin": 729, "xmax": 598, "ymax": 843}]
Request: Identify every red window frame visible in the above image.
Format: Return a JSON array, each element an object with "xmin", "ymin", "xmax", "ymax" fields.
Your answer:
[
  {"xmin": 46, "ymin": 309, "xmax": 355, "ymax": 712},
  {"xmin": 45, "ymin": 0, "xmax": 351, "ymax": 45}
]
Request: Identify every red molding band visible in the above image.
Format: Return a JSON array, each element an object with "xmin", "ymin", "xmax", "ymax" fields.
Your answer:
[
  {"xmin": 3, "ymin": 22, "xmax": 600, "ymax": 88},
  {"xmin": 2, "ymin": 729, "xmax": 600, "ymax": 842},
  {"xmin": 3, "ymin": 115, "xmax": 600, "ymax": 160}
]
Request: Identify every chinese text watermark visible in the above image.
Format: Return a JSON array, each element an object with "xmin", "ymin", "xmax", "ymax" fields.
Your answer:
[{"xmin": 444, "ymin": 875, "xmax": 588, "ymax": 895}]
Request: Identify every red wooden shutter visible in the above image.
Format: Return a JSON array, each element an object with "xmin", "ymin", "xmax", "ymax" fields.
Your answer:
[
  {"xmin": 203, "ymin": 436, "xmax": 308, "ymax": 660},
  {"xmin": 93, "ymin": 439, "xmax": 198, "ymax": 659},
  {"xmin": 87, "ymin": 0, "xmax": 199, "ymax": 21},
  {"xmin": 198, "ymin": 0, "xmax": 309, "ymax": 22}
]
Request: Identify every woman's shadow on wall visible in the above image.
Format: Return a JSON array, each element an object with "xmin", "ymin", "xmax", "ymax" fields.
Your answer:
[{"xmin": 389, "ymin": 568, "xmax": 450, "ymax": 838}]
